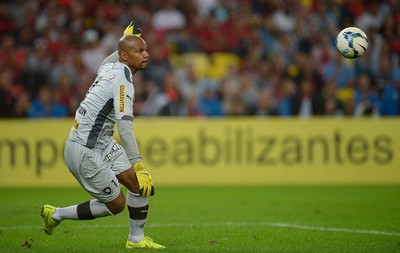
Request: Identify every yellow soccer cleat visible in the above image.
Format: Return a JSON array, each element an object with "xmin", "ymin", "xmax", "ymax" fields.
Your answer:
[
  {"xmin": 126, "ymin": 236, "xmax": 166, "ymax": 249},
  {"xmin": 40, "ymin": 204, "xmax": 61, "ymax": 235}
]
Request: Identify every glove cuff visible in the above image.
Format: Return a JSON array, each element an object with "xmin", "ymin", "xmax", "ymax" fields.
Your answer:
[{"xmin": 133, "ymin": 161, "xmax": 145, "ymax": 172}]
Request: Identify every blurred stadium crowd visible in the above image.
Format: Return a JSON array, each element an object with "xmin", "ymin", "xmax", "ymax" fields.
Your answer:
[{"xmin": 0, "ymin": 0, "xmax": 399, "ymax": 118}]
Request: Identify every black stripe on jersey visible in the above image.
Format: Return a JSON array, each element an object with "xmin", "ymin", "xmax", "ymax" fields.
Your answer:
[
  {"xmin": 124, "ymin": 66, "xmax": 132, "ymax": 83},
  {"xmin": 86, "ymin": 98, "xmax": 114, "ymax": 148}
]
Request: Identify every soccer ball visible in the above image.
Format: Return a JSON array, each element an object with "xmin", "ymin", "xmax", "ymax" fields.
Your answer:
[{"xmin": 335, "ymin": 27, "xmax": 368, "ymax": 59}]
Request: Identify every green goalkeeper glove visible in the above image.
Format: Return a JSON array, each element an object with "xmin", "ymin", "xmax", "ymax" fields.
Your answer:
[
  {"xmin": 134, "ymin": 170, "xmax": 155, "ymax": 197},
  {"xmin": 123, "ymin": 20, "xmax": 142, "ymax": 37}
]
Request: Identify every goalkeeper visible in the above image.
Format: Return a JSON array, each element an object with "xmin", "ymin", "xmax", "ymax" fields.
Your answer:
[{"xmin": 40, "ymin": 22, "xmax": 165, "ymax": 249}]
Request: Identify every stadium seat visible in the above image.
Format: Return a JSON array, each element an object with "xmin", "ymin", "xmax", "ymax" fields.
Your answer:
[
  {"xmin": 208, "ymin": 52, "xmax": 240, "ymax": 80},
  {"xmin": 182, "ymin": 52, "xmax": 210, "ymax": 79}
]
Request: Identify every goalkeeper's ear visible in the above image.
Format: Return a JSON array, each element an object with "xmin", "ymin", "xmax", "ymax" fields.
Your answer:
[{"xmin": 123, "ymin": 20, "xmax": 142, "ymax": 37}]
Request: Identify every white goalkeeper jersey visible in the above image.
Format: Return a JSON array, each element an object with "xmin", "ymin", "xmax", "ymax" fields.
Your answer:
[{"xmin": 68, "ymin": 62, "xmax": 134, "ymax": 149}]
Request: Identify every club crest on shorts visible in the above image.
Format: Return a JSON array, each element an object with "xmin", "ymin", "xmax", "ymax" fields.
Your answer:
[{"xmin": 102, "ymin": 187, "xmax": 112, "ymax": 194}]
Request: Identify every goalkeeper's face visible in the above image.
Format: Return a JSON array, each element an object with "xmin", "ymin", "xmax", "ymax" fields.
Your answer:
[{"xmin": 120, "ymin": 35, "xmax": 149, "ymax": 72}]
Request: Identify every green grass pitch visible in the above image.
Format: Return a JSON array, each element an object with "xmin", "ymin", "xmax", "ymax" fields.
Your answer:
[{"xmin": 0, "ymin": 186, "xmax": 400, "ymax": 252}]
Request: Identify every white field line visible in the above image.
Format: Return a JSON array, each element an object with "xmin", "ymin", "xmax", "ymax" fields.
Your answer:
[
  {"xmin": 1, "ymin": 222, "xmax": 400, "ymax": 237},
  {"xmin": 267, "ymin": 223, "xmax": 400, "ymax": 237}
]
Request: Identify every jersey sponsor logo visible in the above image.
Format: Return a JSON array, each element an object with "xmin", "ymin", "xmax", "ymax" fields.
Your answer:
[
  {"xmin": 103, "ymin": 143, "xmax": 122, "ymax": 163},
  {"xmin": 119, "ymin": 85, "xmax": 126, "ymax": 113},
  {"xmin": 73, "ymin": 119, "xmax": 80, "ymax": 130},
  {"xmin": 78, "ymin": 106, "xmax": 87, "ymax": 116}
]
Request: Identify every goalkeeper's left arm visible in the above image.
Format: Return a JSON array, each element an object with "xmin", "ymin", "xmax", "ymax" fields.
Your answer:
[
  {"xmin": 117, "ymin": 119, "xmax": 142, "ymax": 166},
  {"xmin": 117, "ymin": 119, "xmax": 154, "ymax": 197}
]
